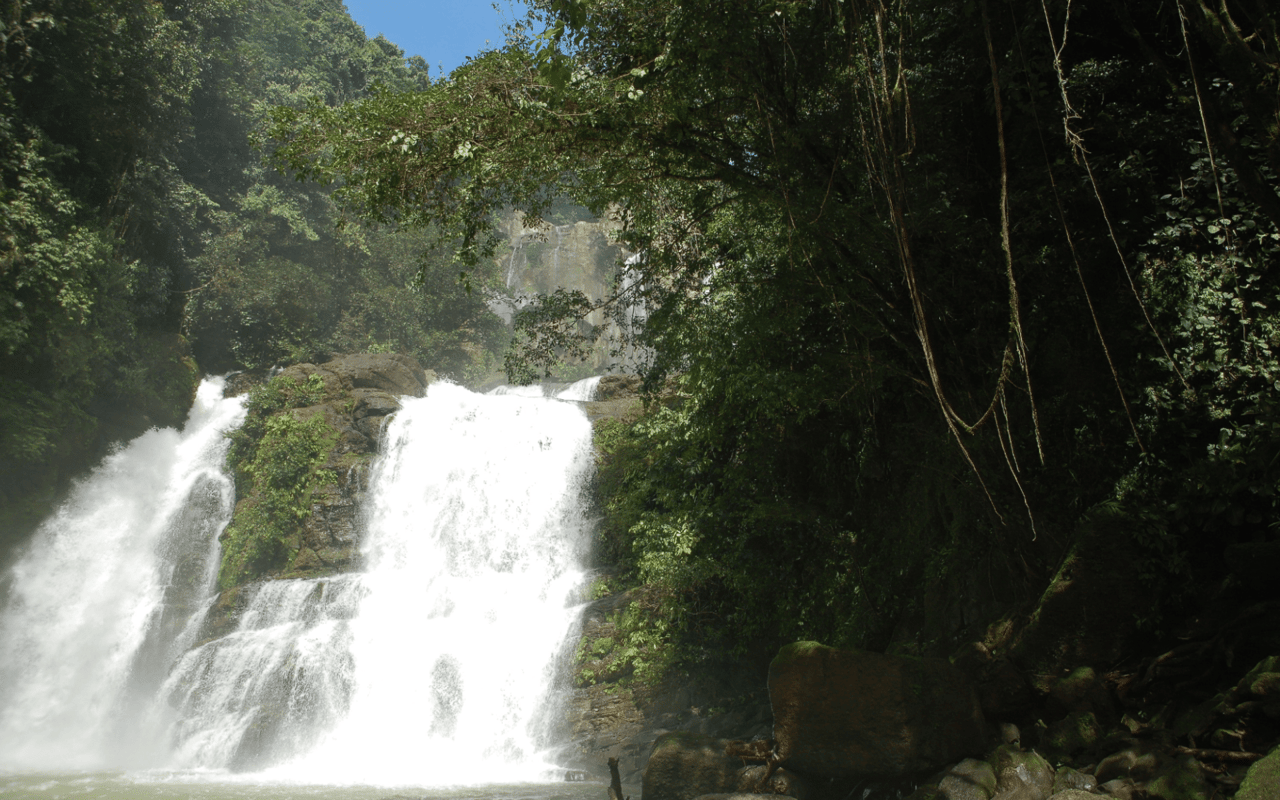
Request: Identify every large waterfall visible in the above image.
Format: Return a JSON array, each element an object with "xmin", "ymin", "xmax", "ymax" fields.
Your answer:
[{"xmin": 0, "ymin": 377, "xmax": 597, "ymax": 786}]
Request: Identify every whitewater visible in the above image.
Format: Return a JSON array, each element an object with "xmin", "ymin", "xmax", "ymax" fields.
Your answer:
[{"xmin": 0, "ymin": 375, "xmax": 603, "ymax": 797}]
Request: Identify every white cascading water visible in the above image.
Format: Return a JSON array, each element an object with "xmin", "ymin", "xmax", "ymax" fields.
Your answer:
[
  {"xmin": 0, "ymin": 378, "xmax": 247, "ymax": 771},
  {"xmin": 274, "ymin": 380, "xmax": 597, "ymax": 783},
  {"xmin": 0, "ymin": 375, "xmax": 598, "ymax": 783}
]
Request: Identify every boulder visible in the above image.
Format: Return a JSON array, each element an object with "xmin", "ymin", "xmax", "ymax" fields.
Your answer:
[
  {"xmin": 734, "ymin": 765, "xmax": 810, "ymax": 798},
  {"xmin": 768, "ymin": 642, "xmax": 986, "ymax": 779},
  {"xmin": 641, "ymin": 733, "xmax": 740, "ymax": 800},
  {"xmin": 1043, "ymin": 711, "xmax": 1101, "ymax": 759},
  {"xmin": 990, "ymin": 745, "xmax": 1055, "ymax": 800},
  {"xmin": 1046, "ymin": 666, "xmax": 1114, "ymax": 721},
  {"xmin": 322, "ymin": 353, "xmax": 429, "ymax": 397},
  {"xmin": 1236, "ymin": 745, "xmax": 1280, "ymax": 800},
  {"xmin": 936, "ymin": 758, "xmax": 998, "ymax": 800},
  {"xmin": 1144, "ymin": 755, "xmax": 1210, "ymax": 800},
  {"xmin": 1050, "ymin": 766, "xmax": 1096, "ymax": 794}
]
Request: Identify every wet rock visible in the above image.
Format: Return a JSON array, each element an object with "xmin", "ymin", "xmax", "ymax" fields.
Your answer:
[
  {"xmin": 322, "ymin": 353, "xmax": 430, "ymax": 397},
  {"xmin": 1044, "ymin": 711, "xmax": 1101, "ymax": 759},
  {"xmin": 734, "ymin": 764, "xmax": 810, "ymax": 798},
  {"xmin": 1098, "ymin": 777, "xmax": 1137, "ymax": 800},
  {"xmin": 768, "ymin": 641, "xmax": 986, "ymax": 779},
  {"xmin": 1236, "ymin": 744, "xmax": 1280, "ymax": 800},
  {"xmin": 991, "ymin": 744, "xmax": 1054, "ymax": 800},
  {"xmin": 1046, "ymin": 791, "xmax": 1107, "ymax": 800},
  {"xmin": 641, "ymin": 732, "xmax": 741, "ymax": 800},
  {"xmin": 1144, "ymin": 754, "xmax": 1210, "ymax": 800},
  {"xmin": 1050, "ymin": 766, "xmax": 1096, "ymax": 794},
  {"xmin": 935, "ymin": 758, "xmax": 998, "ymax": 800},
  {"xmin": 1043, "ymin": 666, "xmax": 1113, "ymax": 722},
  {"xmin": 1249, "ymin": 672, "xmax": 1280, "ymax": 698}
]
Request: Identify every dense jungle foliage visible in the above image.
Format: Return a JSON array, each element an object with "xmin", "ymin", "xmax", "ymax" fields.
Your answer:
[
  {"xmin": 0, "ymin": 0, "xmax": 508, "ymax": 545},
  {"xmin": 269, "ymin": 0, "xmax": 1280, "ymax": 672}
]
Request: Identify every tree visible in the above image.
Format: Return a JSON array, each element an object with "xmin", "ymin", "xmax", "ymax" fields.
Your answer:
[{"xmin": 269, "ymin": 0, "xmax": 1280, "ymax": 656}]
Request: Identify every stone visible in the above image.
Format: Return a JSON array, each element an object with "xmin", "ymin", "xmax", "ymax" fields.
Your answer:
[
  {"xmin": 1144, "ymin": 755, "xmax": 1210, "ymax": 800},
  {"xmin": 734, "ymin": 764, "xmax": 810, "ymax": 799},
  {"xmin": 1044, "ymin": 711, "xmax": 1101, "ymax": 758},
  {"xmin": 936, "ymin": 758, "xmax": 998, "ymax": 800},
  {"xmin": 1236, "ymin": 745, "xmax": 1280, "ymax": 800},
  {"xmin": 768, "ymin": 642, "xmax": 986, "ymax": 779},
  {"xmin": 1249, "ymin": 672, "xmax": 1280, "ymax": 698},
  {"xmin": 1237, "ymin": 657, "xmax": 1280, "ymax": 697},
  {"xmin": 1047, "ymin": 792, "xmax": 1107, "ymax": 800},
  {"xmin": 1098, "ymin": 778, "xmax": 1137, "ymax": 800},
  {"xmin": 1095, "ymin": 745, "xmax": 1163, "ymax": 784},
  {"xmin": 641, "ymin": 733, "xmax": 740, "ymax": 800},
  {"xmin": 321, "ymin": 353, "xmax": 430, "ymax": 397},
  {"xmin": 991, "ymin": 744, "xmax": 1055, "ymax": 800},
  {"xmin": 1051, "ymin": 766, "xmax": 1096, "ymax": 794}
]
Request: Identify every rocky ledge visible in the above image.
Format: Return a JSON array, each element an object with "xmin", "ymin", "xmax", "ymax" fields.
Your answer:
[{"xmin": 200, "ymin": 353, "xmax": 433, "ymax": 641}]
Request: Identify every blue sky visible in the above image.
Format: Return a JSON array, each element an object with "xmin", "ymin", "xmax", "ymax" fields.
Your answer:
[{"xmin": 344, "ymin": 0, "xmax": 532, "ymax": 78}]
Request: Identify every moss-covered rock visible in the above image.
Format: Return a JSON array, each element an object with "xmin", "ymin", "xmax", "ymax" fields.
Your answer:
[
  {"xmin": 641, "ymin": 732, "xmax": 741, "ymax": 800},
  {"xmin": 214, "ymin": 353, "xmax": 432, "ymax": 592},
  {"xmin": 1044, "ymin": 711, "xmax": 1102, "ymax": 761},
  {"xmin": 991, "ymin": 745, "xmax": 1055, "ymax": 800},
  {"xmin": 1236, "ymin": 744, "xmax": 1280, "ymax": 800}
]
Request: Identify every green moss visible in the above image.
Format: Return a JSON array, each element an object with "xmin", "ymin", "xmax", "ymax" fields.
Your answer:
[
  {"xmin": 1237, "ymin": 745, "xmax": 1280, "ymax": 800},
  {"xmin": 217, "ymin": 408, "xmax": 338, "ymax": 590},
  {"xmin": 771, "ymin": 641, "xmax": 833, "ymax": 669}
]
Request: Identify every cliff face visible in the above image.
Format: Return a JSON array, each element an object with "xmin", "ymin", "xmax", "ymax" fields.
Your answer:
[{"xmin": 494, "ymin": 213, "xmax": 641, "ymax": 372}]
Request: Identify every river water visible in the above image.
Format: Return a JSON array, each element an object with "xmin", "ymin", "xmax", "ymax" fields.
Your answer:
[{"xmin": 0, "ymin": 376, "xmax": 611, "ymax": 799}]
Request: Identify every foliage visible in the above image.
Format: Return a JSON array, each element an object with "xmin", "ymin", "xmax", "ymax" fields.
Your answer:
[
  {"xmin": 1, "ymin": 0, "xmax": 511, "ymax": 546},
  {"xmin": 218, "ymin": 373, "xmax": 337, "ymax": 589},
  {"xmin": 268, "ymin": 0, "xmax": 1280, "ymax": 666}
]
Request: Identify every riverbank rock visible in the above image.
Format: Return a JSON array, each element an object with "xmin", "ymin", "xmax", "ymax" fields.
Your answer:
[
  {"xmin": 1236, "ymin": 744, "xmax": 1280, "ymax": 800},
  {"xmin": 641, "ymin": 733, "xmax": 741, "ymax": 800},
  {"xmin": 768, "ymin": 641, "xmax": 986, "ymax": 779}
]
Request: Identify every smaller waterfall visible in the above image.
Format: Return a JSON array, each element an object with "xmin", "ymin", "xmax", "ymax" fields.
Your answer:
[{"xmin": 0, "ymin": 379, "xmax": 246, "ymax": 771}]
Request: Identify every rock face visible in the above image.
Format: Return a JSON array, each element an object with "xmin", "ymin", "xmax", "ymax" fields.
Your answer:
[
  {"xmin": 202, "ymin": 353, "xmax": 433, "ymax": 638},
  {"xmin": 768, "ymin": 641, "xmax": 987, "ymax": 779}
]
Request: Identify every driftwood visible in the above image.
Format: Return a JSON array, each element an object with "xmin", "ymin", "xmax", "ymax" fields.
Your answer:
[
  {"xmin": 1172, "ymin": 746, "xmax": 1266, "ymax": 764},
  {"xmin": 608, "ymin": 756, "xmax": 628, "ymax": 800}
]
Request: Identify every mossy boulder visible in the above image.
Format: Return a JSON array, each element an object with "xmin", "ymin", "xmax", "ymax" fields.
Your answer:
[
  {"xmin": 1044, "ymin": 711, "xmax": 1102, "ymax": 760},
  {"xmin": 768, "ymin": 642, "xmax": 986, "ymax": 779},
  {"xmin": 1236, "ymin": 744, "xmax": 1280, "ymax": 800},
  {"xmin": 641, "ymin": 732, "xmax": 741, "ymax": 800},
  {"xmin": 214, "ymin": 353, "xmax": 432, "ymax": 592},
  {"xmin": 991, "ymin": 745, "xmax": 1055, "ymax": 800}
]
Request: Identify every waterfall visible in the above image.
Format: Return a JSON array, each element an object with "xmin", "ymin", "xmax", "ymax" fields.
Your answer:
[
  {"xmin": 0, "ymin": 376, "xmax": 595, "ymax": 783},
  {"xmin": 0, "ymin": 378, "xmax": 246, "ymax": 771}
]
